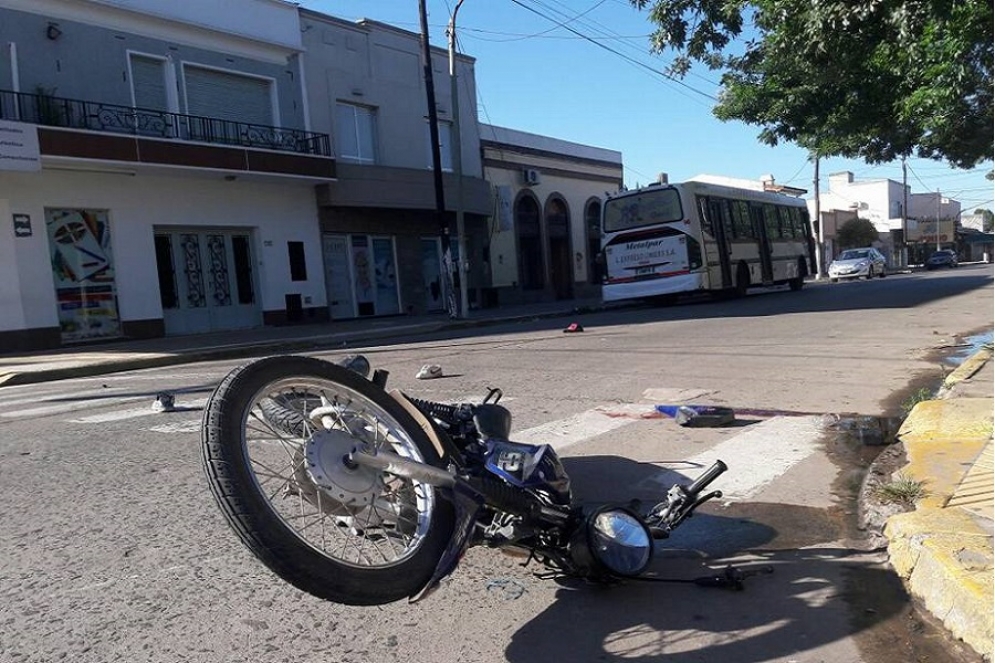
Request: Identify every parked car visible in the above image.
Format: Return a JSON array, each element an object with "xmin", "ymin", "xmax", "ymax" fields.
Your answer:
[
  {"xmin": 925, "ymin": 249, "xmax": 958, "ymax": 270},
  {"xmin": 828, "ymin": 247, "xmax": 887, "ymax": 282}
]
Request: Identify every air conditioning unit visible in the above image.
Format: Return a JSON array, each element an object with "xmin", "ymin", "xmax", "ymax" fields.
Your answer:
[{"xmin": 522, "ymin": 168, "xmax": 541, "ymax": 186}]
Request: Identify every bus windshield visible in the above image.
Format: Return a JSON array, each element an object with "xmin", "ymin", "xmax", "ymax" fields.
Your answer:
[{"xmin": 603, "ymin": 188, "xmax": 683, "ymax": 233}]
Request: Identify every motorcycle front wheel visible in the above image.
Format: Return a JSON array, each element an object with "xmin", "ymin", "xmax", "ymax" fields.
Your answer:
[{"xmin": 202, "ymin": 355, "xmax": 455, "ymax": 605}]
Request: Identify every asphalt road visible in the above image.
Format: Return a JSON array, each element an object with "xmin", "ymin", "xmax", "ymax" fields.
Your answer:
[{"xmin": 0, "ymin": 265, "xmax": 991, "ymax": 663}]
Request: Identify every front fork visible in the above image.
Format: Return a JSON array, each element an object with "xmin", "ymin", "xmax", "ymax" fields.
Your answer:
[{"xmin": 349, "ymin": 447, "xmax": 727, "ymax": 537}]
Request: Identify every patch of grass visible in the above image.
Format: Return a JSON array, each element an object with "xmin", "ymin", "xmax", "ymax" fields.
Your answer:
[
  {"xmin": 901, "ymin": 387, "xmax": 933, "ymax": 416},
  {"xmin": 874, "ymin": 473, "xmax": 929, "ymax": 506}
]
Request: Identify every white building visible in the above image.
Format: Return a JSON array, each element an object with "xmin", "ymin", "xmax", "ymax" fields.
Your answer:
[
  {"xmin": 807, "ymin": 171, "xmax": 961, "ymax": 265},
  {"xmin": 1, "ymin": 0, "xmax": 335, "ymax": 351}
]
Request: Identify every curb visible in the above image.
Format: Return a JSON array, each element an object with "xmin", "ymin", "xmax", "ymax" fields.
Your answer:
[
  {"xmin": 882, "ymin": 348, "xmax": 994, "ymax": 660},
  {"xmin": 0, "ymin": 305, "xmax": 601, "ymax": 388}
]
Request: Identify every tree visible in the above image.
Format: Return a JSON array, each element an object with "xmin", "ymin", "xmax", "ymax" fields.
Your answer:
[
  {"xmin": 836, "ymin": 218, "xmax": 881, "ymax": 249},
  {"xmin": 631, "ymin": 0, "xmax": 993, "ymax": 169}
]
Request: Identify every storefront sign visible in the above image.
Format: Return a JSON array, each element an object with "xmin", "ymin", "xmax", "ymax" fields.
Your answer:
[
  {"xmin": 0, "ymin": 120, "xmax": 41, "ymax": 172},
  {"xmin": 906, "ymin": 218, "xmax": 956, "ymax": 243}
]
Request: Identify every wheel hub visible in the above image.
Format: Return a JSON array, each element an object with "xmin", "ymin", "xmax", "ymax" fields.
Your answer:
[{"xmin": 304, "ymin": 429, "xmax": 381, "ymax": 508}]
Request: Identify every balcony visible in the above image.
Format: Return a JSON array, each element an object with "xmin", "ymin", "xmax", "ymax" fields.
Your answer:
[{"xmin": 1, "ymin": 88, "xmax": 335, "ymax": 179}]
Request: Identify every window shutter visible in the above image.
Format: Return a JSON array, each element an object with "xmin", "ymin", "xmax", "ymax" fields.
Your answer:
[
  {"xmin": 131, "ymin": 55, "xmax": 168, "ymax": 111},
  {"xmin": 185, "ymin": 67, "xmax": 273, "ymax": 126}
]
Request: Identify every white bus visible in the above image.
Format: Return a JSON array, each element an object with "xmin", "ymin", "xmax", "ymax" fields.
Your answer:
[{"xmin": 600, "ymin": 180, "xmax": 815, "ymax": 303}]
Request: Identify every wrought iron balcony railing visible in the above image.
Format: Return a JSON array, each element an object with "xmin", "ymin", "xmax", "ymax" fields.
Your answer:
[{"xmin": 0, "ymin": 89, "xmax": 331, "ymax": 157}]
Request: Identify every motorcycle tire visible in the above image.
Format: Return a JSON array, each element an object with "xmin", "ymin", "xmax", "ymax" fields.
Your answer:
[{"xmin": 202, "ymin": 355, "xmax": 455, "ymax": 606}]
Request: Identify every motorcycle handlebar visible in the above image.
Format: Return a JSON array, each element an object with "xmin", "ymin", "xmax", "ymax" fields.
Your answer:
[{"xmin": 685, "ymin": 460, "xmax": 727, "ymax": 496}]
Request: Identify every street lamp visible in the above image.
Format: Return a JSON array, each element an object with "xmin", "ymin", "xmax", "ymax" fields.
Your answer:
[{"xmin": 448, "ymin": 0, "xmax": 470, "ymax": 318}]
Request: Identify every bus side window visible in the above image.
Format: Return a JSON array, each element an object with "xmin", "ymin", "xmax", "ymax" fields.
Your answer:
[
  {"xmin": 764, "ymin": 204, "xmax": 782, "ymax": 239},
  {"xmin": 778, "ymin": 206, "xmax": 796, "ymax": 238},
  {"xmin": 719, "ymin": 199, "xmax": 735, "ymax": 239},
  {"xmin": 731, "ymin": 201, "xmax": 752, "ymax": 238}
]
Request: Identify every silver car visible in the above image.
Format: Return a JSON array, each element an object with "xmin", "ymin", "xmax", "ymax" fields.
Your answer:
[{"xmin": 828, "ymin": 247, "xmax": 887, "ymax": 282}]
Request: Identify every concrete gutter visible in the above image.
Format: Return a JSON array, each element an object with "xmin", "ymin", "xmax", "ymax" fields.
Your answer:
[{"xmin": 884, "ymin": 347, "xmax": 994, "ymax": 661}]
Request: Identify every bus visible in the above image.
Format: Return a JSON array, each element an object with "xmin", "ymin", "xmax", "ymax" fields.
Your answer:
[{"xmin": 600, "ymin": 179, "xmax": 815, "ymax": 303}]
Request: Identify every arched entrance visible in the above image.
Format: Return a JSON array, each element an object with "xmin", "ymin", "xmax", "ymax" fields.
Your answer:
[
  {"xmin": 545, "ymin": 197, "xmax": 573, "ymax": 300},
  {"xmin": 515, "ymin": 194, "xmax": 544, "ymax": 290}
]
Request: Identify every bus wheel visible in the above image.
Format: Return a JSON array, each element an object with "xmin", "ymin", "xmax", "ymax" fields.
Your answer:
[
  {"xmin": 734, "ymin": 263, "xmax": 750, "ymax": 297},
  {"xmin": 789, "ymin": 259, "xmax": 806, "ymax": 291},
  {"xmin": 650, "ymin": 294, "xmax": 678, "ymax": 307}
]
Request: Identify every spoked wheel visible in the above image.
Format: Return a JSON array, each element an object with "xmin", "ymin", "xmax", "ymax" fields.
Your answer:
[{"xmin": 202, "ymin": 355, "xmax": 454, "ymax": 605}]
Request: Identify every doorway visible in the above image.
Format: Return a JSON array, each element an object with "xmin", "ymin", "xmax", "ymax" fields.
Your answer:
[{"xmin": 154, "ymin": 229, "xmax": 260, "ymax": 335}]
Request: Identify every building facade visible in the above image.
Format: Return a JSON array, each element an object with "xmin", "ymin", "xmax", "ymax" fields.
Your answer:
[
  {"xmin": 481, "ymin": 124, "xmax": 623, "ymax": 305},
  {"xmin": 0, "ymin": 0, "xmax": 335, "ymax": 351},
  {"xmin": 812, "ymin": 171, "xmax": 962, "ymax": 265},
  {"xmin": 300, "ymin": 11, "xmax": 492, "ymax": 317}
]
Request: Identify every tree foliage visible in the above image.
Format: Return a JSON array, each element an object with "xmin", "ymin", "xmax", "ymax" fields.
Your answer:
[
  {"xmin": 631, "ymin": 0, "xmax": 993, "ymax": 169},
  {"xmin": 837, "ymin": 218, "xmax": 881, "ymax": 249}
]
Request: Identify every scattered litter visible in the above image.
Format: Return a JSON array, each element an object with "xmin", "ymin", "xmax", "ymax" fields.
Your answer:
[
  {"xmin": 563, "ymin": 322, "xmax": 584, "ymax": 333},
  {"xmin": 656, "ymin": 404, "xmax": 735, "ymax": 427},
  {"xmin": 151, "ymin": 392, "xmax": 176, "ymax": 413},
  {"xmin": 485, "ymin": 577, "xmax": 526, "ymax": 600},
  {"xmin": 416, "ymin": 364, "xmax": 443, "ymax": 380}
]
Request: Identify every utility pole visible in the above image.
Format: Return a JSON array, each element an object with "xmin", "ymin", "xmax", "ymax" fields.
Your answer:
[
  {"xmin": 419, "ymin": 0, "xmax": 457, "ymax": 319},
  {"xmin": 902, "ymin": 156, "xmax": 909, "ymax": 267},
  {"xmin": 812, "ymin": 154, "xmax": 825, "ymax": 278},
  {"xmin": 936, "ymin": 188, "xmax": 942, "ymax": 252},
  {"xmin": 448, "ymin": 0, "xmax": 469, "ymax": 318}
]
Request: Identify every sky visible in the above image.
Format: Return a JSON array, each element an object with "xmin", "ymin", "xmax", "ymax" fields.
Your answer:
[{"xmin": 298, "ymin": 0, "xmax": 994, "ymax": 215}]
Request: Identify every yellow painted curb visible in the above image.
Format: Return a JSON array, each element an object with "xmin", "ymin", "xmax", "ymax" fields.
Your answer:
[
  {"xmin": 898, "ymin": 399, "xmax": 994, "ymax": 508},
  {"xmin": 885, "ymin": 509, "xmax": 994, "ymax": 659},
  {"xmin": 944, "ymin": 347, "xmax": 994, "ymax": 389}
]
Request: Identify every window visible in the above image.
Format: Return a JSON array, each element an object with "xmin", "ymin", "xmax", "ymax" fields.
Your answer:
[
  {"xmin": 426, "ymin": 119, "xmax": 453, "ymax": 171},
  {"xmin": 336, "ymin": 103, "xmax": 377, "ymax": 164},
  {"xmin": 130, "ymin": 55, "xmax": 169, "ymax": 111},
  {"xmin": 730, "ymin": 201, "xmax": 752, "ymax": 238},
  {"xmin": 763, "ymin": 205, "xmax": 782, "ymax": 238},
  {"xmin": 185, "ymin": 66, "xmax": 273, "ymax": 126},
  {"xmin": 288, "ymin": 241, "xmax": 307, "ymax": 281}
]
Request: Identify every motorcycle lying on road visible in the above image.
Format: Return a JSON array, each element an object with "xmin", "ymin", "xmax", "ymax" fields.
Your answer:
[{"xmin": 201, "ymin": 354, "xmax": 732, "ymax": 606}]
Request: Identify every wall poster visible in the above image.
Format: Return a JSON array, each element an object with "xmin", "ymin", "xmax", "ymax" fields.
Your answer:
[{"xmin": 45, "ymin": 208, "xmax": 121, "ymax": 342}]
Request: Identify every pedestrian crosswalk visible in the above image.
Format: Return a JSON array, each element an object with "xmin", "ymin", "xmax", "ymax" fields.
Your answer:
[{"xmin": 0, "ymin": 381, "xmax": 829, "ymax": 497}]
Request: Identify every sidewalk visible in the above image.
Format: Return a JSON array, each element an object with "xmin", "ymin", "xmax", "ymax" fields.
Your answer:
[
  {"xmin": 1, "ymin": 296, "xmax": 991, "ymax": 657},
  {"xmin": 0, "ymin": 298, "xmax": 610, "ymax": 387},
  {"xmin": 884, "ymin": 346, "xmax": 994, "ymax": 661}
]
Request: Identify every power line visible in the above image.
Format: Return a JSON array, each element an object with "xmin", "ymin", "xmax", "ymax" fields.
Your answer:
[{"xmin": 507, "ymin": 0, "xmax": 717, "ymax": 103}]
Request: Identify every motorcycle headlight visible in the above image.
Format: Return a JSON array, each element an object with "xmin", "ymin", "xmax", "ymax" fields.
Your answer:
[{"xmin": 583, "ymin": 507, "xmax": 652, "ymax": 577}]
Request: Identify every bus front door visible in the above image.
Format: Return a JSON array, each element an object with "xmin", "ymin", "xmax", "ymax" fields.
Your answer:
[
  {"xmin": 706, "ymin": 199, "xmax": 733, "ymax": 288},
  {"xmin": 750, "ymin": 204, "xmax": 774, "ymax": 284}
]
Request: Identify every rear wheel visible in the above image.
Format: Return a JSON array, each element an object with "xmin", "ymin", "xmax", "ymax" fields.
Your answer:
[
  {"xmin": 202, "ymin": 355, "xmax": 455, "ymax": 605},
  {"xmin": 734, "ymin": 263, "xmax": 750, "ymax": 297}
]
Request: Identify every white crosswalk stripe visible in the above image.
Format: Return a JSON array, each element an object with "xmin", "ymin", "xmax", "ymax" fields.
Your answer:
[
  {"xmin": 68, "ymin": 398, "xmax": 208, "ymax": 423},
  {"xmin": 635, "ymin": 415, "xmax": 826, "ymax": 499},
  {"xmin": 0, "ymin": 384, "xmax": 828, "ymax": 502}
]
